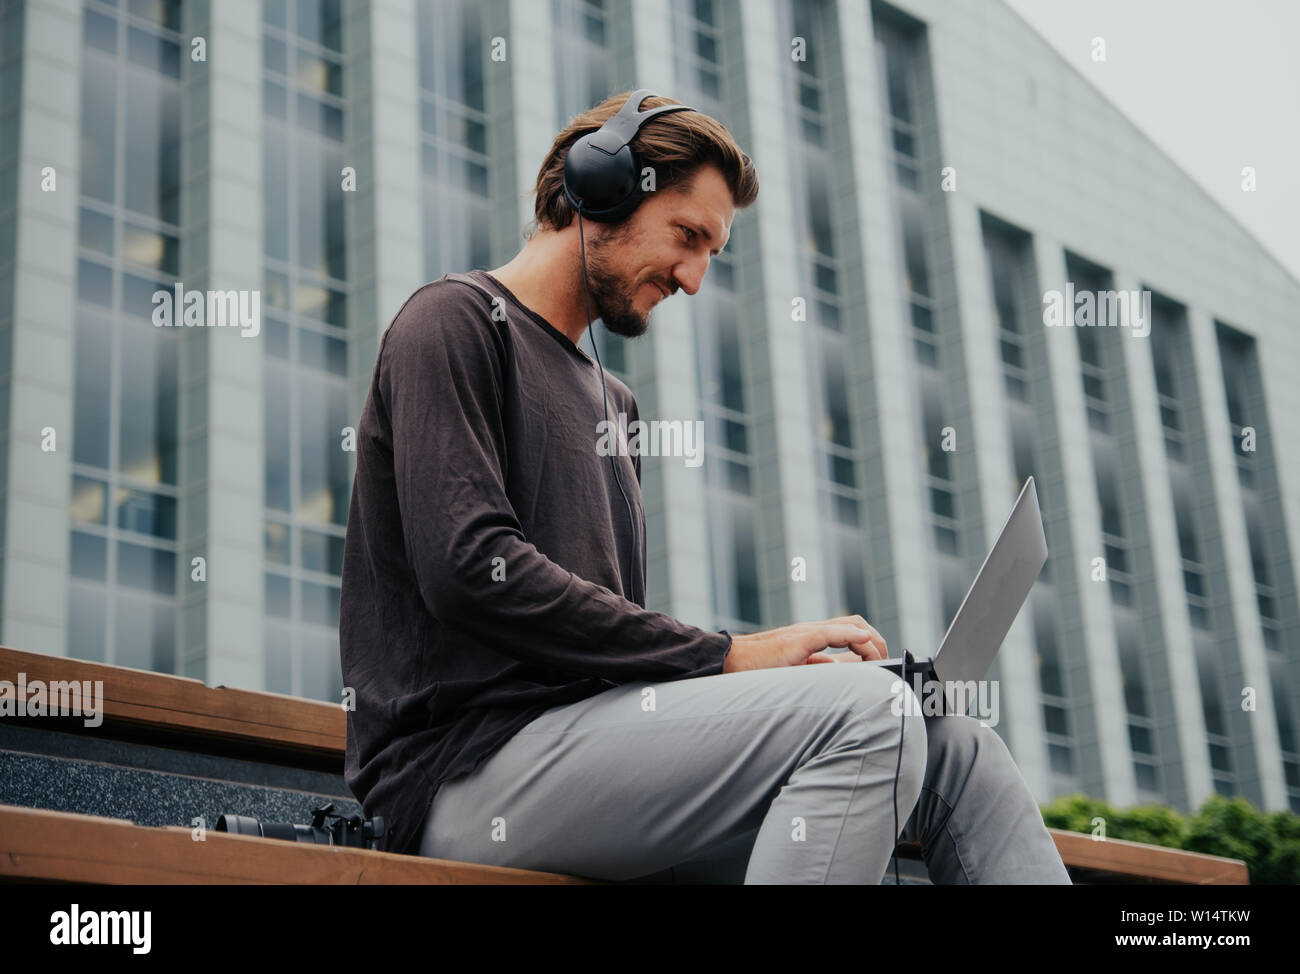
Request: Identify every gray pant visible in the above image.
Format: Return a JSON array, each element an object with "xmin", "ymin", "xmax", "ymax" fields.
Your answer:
[{"xmin": 418, "ymin": 662, "xmax": 1072, "ymax": 884}]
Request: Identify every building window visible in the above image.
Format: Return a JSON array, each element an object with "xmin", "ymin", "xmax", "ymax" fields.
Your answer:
[
  {"xmin": 69, "ymin": 0, "xmax": 185, "ymax": 670},
  {"xmin": 261, "ymin": 0, "xmax": 349, "ymax": 702},
  {"xmin": 418, "ymin": 0, "xmax": 492, "ymax": 281}
]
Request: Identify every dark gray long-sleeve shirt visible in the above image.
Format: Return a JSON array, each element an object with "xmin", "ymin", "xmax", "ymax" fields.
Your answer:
[{"xmin": 340, "ymin": 269, "xmax": 734, "ymax": 857}]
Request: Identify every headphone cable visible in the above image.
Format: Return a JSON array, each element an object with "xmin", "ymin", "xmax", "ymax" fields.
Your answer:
[
  {"xmin": 892, "ymin": 650, "xmax": 908, "ymax": 885},
  {"xmin": 576, "ymin": 211, "xmax": 640, "ymax": 607}
]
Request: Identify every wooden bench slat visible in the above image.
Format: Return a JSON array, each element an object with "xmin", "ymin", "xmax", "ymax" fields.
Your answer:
[
  {"xmin": 0, "ymin": 645, "xmax": 345, "ymax": 757},
  {"xmin": 0, "ymin": 805, "xmax": 601, "ymax": 885},
  {"xmin": 1046, "ymin": 828, "xmax": 1248, "ymax": 884},
  {"xmin": 1, "ymin": 804, "xmax": 1249, "ymax": 885}
]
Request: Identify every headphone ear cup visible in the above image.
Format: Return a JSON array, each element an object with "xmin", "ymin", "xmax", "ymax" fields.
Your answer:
[{"xmin": 563, "ymin": 133, "xmax": 642, "ymax": 222}]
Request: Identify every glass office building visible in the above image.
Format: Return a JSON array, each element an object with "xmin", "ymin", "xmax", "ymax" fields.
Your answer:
[{"xmin": 2, "ymin": 0, "xmax": 1297, "ymax": 817}]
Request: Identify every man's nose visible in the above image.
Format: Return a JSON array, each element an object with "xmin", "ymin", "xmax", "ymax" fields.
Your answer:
[{"xmin": 672, "ymin": 254, "xmax": 710, "ymax": 296}]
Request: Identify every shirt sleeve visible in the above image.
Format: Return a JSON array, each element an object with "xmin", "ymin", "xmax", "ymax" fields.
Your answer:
[{"xmin": 376, "ymin": 283, "xmax": 732, "ymax": 684}]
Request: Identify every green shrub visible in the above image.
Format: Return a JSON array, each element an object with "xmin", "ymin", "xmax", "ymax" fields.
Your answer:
[{"xmin": 1040, "ymin": 792, "xmax": 1300, "ymax": 884}]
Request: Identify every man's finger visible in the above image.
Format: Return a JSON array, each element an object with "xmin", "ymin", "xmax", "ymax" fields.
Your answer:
[
  {"xmin": 826, "ymin": 616, "xmax": 888, "ymax": 659},
  {"xmin": 842, "ymin": 634, "xmax": 887, "ymax": 661},
  {"xmin": 816, "ymin": 624, "xmax": 889, "ymax": 661}
]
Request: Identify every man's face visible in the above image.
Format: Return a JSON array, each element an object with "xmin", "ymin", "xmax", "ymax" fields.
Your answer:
[{"xmin": 581, "ymin": 164, "xmax": 735, "ymax": 338}]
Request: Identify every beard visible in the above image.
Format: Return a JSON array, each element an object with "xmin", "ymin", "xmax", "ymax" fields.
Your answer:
[{"xmin": 580, "ymin": 220, "xmax": 652, "ymax": 339}]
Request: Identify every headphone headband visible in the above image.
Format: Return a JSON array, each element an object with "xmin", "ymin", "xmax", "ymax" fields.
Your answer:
[{"xmin": 585, "ymin": 89, "xmax": 694, "ymax": 154}]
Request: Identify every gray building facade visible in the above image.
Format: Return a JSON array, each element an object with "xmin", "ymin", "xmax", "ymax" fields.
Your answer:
[{"xmin": 1, "ymin": 0, "xmax": 1297, "ymax": 817}]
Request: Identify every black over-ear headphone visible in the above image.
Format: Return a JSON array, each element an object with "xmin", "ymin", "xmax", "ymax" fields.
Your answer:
[
  {"xmin": 563, "ymin": 88, "xmax": 697, "ymax": 223},
  {"xmin": 563, "ymin": 90, "xmax": 696, "ymax": 610}
]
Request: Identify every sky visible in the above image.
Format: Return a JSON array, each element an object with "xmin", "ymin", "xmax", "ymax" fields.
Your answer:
[{"xmin": 1000, "ymin": 0, "xmax": 1300, "ymax": 283}]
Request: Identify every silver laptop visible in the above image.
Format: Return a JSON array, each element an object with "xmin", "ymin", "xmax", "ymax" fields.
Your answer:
[{"xmin": 873, "ymin": 476, "xmax": 1048, "ymax": 714}]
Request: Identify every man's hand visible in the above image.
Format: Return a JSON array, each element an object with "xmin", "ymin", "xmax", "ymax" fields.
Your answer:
[{"xmin": 722, "ymin": 615, "xmax": 889, "ymax": 673}]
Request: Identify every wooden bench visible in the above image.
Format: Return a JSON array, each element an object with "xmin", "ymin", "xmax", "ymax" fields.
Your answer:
[{"xmin": 0, "ymin": 646, "xmax": 1250, "ymax": 884}]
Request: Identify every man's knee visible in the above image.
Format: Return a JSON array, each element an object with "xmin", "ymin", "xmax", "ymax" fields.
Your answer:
[
  {"xmin": 923, "ymin": 713, "xmax": 1013, "ymax": 776},
  {"xmin": 832, "ymin": 664, "xmax": 928, "ymax": 796},
  {"xmin": 791, "ymin": 657, "xmax": 916, "ymax": 711}
]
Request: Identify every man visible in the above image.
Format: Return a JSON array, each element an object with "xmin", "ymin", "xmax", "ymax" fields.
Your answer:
[{"xmin": 340, "ymin": 91, "xmax": 1070, "ymax": 884}]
